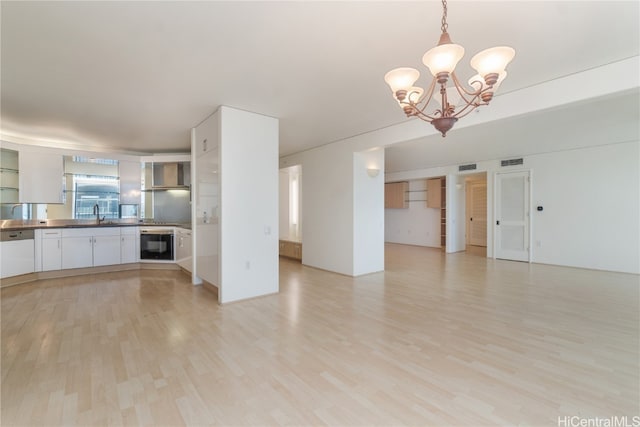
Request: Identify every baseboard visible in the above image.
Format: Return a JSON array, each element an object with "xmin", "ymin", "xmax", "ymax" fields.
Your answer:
[{"xmin": 0, "ymin": 262, "xmax": 179, "ymax": 289}]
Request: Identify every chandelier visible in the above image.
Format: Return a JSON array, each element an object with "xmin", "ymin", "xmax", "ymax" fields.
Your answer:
[{"xmin": 384, "ymin": 0, "xmax": 515, "ymax": 137}]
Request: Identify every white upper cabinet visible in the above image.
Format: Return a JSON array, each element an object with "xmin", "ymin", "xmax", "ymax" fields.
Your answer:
[
  {"xmin": 194, "ymin": 111, "xmax": 219, "ymax": 156},
  {"xmin": 19, "ymin": 150, "xmax": 64, "ymax": 203}
]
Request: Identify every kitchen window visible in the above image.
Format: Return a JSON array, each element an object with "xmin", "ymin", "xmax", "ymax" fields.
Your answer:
[
  {"xmin": 64, "ymin": 157, "xmax": 120, "ymax": 220},
  {"xmin": 72, "ymin": 175, "xmax": 119, "ymax": 219}
]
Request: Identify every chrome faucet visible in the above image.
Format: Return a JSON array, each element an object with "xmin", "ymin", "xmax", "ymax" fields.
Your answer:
[{"xmin": 93, "ymin": 203, "xmax": 105, "ymax": 224}]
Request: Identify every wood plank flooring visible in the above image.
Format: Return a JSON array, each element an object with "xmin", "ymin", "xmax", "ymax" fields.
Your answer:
[{"xmin": 2, "ymin": 243, "xmax": 638, "ymax": 426}]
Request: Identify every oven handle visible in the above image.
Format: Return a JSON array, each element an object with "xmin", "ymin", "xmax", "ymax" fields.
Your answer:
[{"xmin": 140, "ymin": 229, "xmax": 174, "ymax": 235}]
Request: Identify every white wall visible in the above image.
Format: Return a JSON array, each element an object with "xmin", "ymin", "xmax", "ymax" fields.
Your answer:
[
  {"xmin": 384, "ymin": 179, "xmax": 441, "ymax": 247},
  {"xmin": 528, "ymin": 141, "xmax": 639, "ymax": 274},
  {"xmin": 353, "ymin": 149, "xmax": 385, "ymax": 276},
  {"xmin": 219, "ymin": 106, "xmax": 279, "ymax": 303},
  {"xmin": 297, "ymin": 143, "xmax": 354, "ymax": 275}
]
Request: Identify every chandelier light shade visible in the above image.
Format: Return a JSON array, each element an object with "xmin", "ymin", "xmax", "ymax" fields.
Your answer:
[{"xmin": 384, "ymin": 0, "xmax": 515, "ymax": 137}]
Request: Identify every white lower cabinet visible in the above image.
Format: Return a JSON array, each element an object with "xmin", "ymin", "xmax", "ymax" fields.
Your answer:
[
  {"xmin": 176, "ymin": 228, "xmax": 192, "ymax": 272},
  {"xmin": 62, "ymin": 227, "xmax": 122, "ymax": 269},
  {"xmin": 93, "ymin": 234, "xmax": 121, "ymax": 267},
  {"xmin": 120, "ymin": 227, "xmax": 138, "ymax": 264},
  {"xmin": 41, "ymin": 229, "xmax": 62, "ymax": 271},
  {"xmin": 62, "ymin": 235, "xmax": 93, "ymax": 269}
]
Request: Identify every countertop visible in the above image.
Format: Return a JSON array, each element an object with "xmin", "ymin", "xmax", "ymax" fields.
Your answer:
[{"xmin": 0, "ymin": 219, "xmax": 191, "ymax": 231}]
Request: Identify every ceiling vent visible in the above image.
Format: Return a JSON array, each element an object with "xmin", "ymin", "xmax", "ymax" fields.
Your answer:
[
  {"xmin": 501, "ymin": 158, "xmax": 524, "ymax": 167},
  {"xmin": 458, "ymin": 163, "xmax": 477, "ymax": 172}
]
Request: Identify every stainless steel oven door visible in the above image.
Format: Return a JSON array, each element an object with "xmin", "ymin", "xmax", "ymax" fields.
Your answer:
[{"xmin": 140, "ymin": 228, "xmax": 174, "ymax": 261}]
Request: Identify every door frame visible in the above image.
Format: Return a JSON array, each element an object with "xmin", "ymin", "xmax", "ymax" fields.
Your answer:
[{"xmin": 493, "ymin": 169, "xmax": 532, "ymax": 262}]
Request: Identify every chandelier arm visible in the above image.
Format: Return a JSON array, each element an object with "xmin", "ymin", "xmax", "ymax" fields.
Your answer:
[
  {"xmin": 448, "ymin": 72, "xmax": 488, "ymax": 111},
  {"xmin": 407, "ymin": 77, "xmax": 439, "ymax": 115},
  {"xmin": 450, "ymin": 71, "xmax": 497, "ymax": 108},
  {"xmin": 450, "ymin": 101, "xmax": 487, "ymax": 119},
  {"xmin": 450, "ymin": 71, "xmax": 485, "ymax": 98},
  {"xmin": 412, "ymin": 109, "xmax": 441, "ymax": 122}
]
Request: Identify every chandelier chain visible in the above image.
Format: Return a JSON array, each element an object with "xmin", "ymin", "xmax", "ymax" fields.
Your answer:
[{"xmin": 441, "ymin": 0, "xmax": 448, "ymax": 33}]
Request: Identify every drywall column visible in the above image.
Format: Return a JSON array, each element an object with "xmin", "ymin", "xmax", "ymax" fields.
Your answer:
[
  {"xmin": 219, "ymin": 106, "xmax": 279, "ymax": 303},
  {"xmin": 353, "ymin": 149, "xmax": 385, "ymax": 275},
  {"xmin": 280, "ymin": 144, "xmax": 384, "ymax": 277},
  {"xmin": 297, "ymin": 143, "xmax": 354, "ymax": 275}
]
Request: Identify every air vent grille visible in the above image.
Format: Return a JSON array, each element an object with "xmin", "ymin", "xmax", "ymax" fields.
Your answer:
[
  {"xmin": 458, "ymin": 163, "xmax": 477, "ymax": 171},
  {"xmin": 501, "ymin": 158, "xmax": 524, "ymax": 167}
]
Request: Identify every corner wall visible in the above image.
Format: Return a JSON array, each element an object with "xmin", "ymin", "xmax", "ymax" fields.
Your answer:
[
  {"xmin": 219, "ymin": 106, "xmax": 279, "ymax": 303},
  {"xmin": 353, "ymin": 149, "xmax": 384, "ymax": 275}
]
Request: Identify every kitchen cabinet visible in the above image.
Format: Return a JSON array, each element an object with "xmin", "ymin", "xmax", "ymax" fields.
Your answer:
[
  {"xmin": 194, "ymin": 111, "xmax": 219, "ymax": 155},
  {"xmin": 176, "ymin": 228, "xmax": 192, "ymax": 272},
  {"xmin": 19, "ymin": 150, "xmax": 64, "ymax": 204},
  {"xmin": 62, "ymin": 235, "xmax": 93, "ymax": 269},
  {"xmin": 93, "ymin": 234, "xmax": 121, "ymax": 267},
  {"xmin": 120, "ymin": 227, "xmax": 138, "ymax": 264},
  {"xmin": 427, "ymin": 178, "xmax": 442, "ymax": 208},
  {"xmin": 62, "ymin": 227, "xmax": 121, "ymax": 269},
  {"xmin": 384, "ymin": 181, "xmax": 408, "ymax": 209},
  {"xmin": 41, "ymin": 229, "xmax": 62, "ymax": 271},
  {"xmin": 279, "ymin": 240, "xmax": 302, "ymax": 261},
  {"xmin": 194, "ymin": 111, "xmax": 220, "ymax": 286},
  {"xmin": 0, "ymin": 148, "xmax": 19, "ymax": 204}
]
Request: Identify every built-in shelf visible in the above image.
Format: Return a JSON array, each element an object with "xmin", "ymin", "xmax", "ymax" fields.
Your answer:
[
  {"xmin": 440, "ymin": 178, "xmax": 446, "ymax": 249},
  {"xmin": 0, "ymin": 149, "xmax": 19, "ymax": 204}
]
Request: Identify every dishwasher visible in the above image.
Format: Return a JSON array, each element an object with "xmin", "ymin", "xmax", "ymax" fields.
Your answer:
[{"xmin": 0, "ymin": 229, "xmax": 35, "ymax": 279}]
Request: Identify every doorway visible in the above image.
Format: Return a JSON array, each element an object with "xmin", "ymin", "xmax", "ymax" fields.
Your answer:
[{"xmin": 464, "ymin": 173, "xmax": 488, "ymax": 256}]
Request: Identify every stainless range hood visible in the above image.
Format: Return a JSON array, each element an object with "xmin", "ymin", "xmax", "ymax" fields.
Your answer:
[{"xmin": 152, "ymin": 162, "xmax": 190, "ymax": 189}]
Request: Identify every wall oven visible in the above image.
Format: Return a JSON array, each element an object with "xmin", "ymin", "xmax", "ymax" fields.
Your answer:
[{"xmin": 140, "ymin": 228, "xmax": 174, "ymax": 261}]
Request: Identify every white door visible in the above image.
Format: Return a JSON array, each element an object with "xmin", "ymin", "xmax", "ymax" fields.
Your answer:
[
  {"xmin": 467, "ymin": 181, "xmax": 487, "ymax": 247},
  {"xmin": 495, "ymin": 171, "xmax": 530, "ymax": 262}
]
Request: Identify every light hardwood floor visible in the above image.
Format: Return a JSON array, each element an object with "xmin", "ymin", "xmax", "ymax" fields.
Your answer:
[{"xmin": 2, "ymin": 244, "xmax": 638, "ymax": 426}]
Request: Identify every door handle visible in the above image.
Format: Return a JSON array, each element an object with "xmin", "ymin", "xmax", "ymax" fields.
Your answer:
[{"xmin": 470, "ymin": 218, "xmax": 473, "ymax": 222}]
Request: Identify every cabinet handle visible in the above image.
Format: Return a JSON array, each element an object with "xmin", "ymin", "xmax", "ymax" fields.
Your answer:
[
  {"xmin": 203, "ymin": 138, "xmax": 207, "ymax": 151},
  {"xmin": 57, "ymin": 240, "xmax": 60, "ymax": 249}
]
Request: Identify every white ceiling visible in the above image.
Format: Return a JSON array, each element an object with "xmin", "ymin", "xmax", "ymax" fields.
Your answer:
[{"xmin": 1, "ymin": 1, "xmax": 639, "ymax": 163}]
